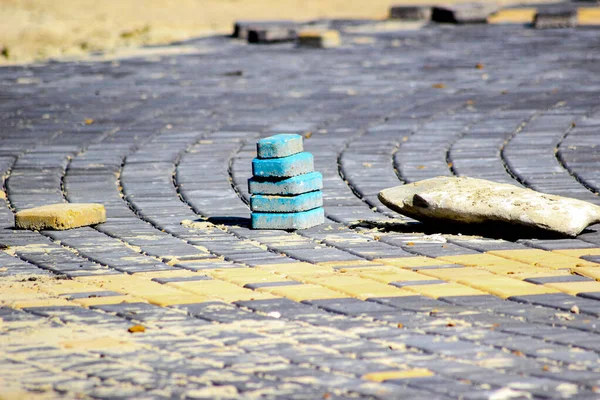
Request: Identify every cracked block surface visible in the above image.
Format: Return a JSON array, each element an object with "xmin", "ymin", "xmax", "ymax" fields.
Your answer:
[{"xmin": 14, "ymin": 203, "xmax": 106, "ymax": 230}]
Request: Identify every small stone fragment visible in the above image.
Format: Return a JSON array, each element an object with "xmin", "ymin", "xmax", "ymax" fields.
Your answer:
[
  {"xmin": 389, "ymin": 6, "xmax": 432, "ymax": 21},
  {"xmin": 248, "ymin": 171, "xmax": 323, "ymax": 195},
  {"xmin": 128, "ymin": 324, "xmax": 146, "ymax": 333},
  {"xmin": 533, "ymin": 8, "xmax": 577, "ymax": 29},
  {"xmin": 252, "ymin": 152, "xmax": 314, "ymax": 178},
  {"xmin": 297, "ymin": 30, "xmax": 341, "ymax": 48},
  {"xmin": 251, "ymin": 207, "xmax": 325, "ymax": 230},
  {"xmin": 570, "ymin": 305, "xmax": 580, "ymax": 314},
  {"xmin": 257, "ymin": 134, "xmax": 303, "ymax": 159},
  {"xmin": 15, "ymin": 203, "xmax": 106, "ymax": 231},
  {"xmin": 379, "ymin": 177, "xmax": 600, "ymax": 237},
  {"xmin": 250, "ymin": 191, "xmax": 323, "ymax": 212}
]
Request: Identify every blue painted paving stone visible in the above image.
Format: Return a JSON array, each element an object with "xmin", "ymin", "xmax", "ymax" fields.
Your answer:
[
  {"xmin": 251, "ymin": 207, "xmax": 325, "ymax": 230},
  {"xmin": 250, "ymin": 191, "xmax": 323, "ymax": 212},
  {"xmin": 248, "ymin": 171, "xmax": 323, "ymax": 195},
  {"xmin": 252, "ymin": 152, "xmax": 313, "ymax": 178},
  {"xmin": 257, "ymin": 134, "xmax": 304, "ymax": 159}
]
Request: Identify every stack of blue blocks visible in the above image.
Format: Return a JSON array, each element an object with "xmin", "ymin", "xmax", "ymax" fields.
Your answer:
[{"xmin": 249, "ymin": 134, "xmax": 325, "ymax": 230}]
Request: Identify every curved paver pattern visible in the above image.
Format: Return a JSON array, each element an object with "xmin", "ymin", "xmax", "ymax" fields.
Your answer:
[{"xmin": 3, "ymin": 18, "xmax": 600, "ymax": 399}]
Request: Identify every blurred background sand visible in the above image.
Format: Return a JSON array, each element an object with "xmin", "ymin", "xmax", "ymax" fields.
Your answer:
[{"xmin": 0, "ymin": 0, "xmax": 558, "ymax": 64}]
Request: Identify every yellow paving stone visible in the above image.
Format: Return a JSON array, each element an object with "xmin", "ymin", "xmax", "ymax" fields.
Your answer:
[
  {"xmin": 374, "ymin": 256, "xmax": 449, "ymax": 268},
  {"xmin": 511, "ymin": 269, "xmax": 574, "ymax": 280},
  {"xmin": 133, "ymin": 270, "xmax": 204, "ymax": 279},
  {"xmin": 487, "ymin": 8, "xmax": 537, "ymax": 24},
  {"xmin": 146, "ymin": 293, "xmax": 209, "ymax": 306},
  {"xmin": 258, "ymin": 283, "xmax": 348, "ymax": 301},
  {"xmin": 419, "ymin": 268, "xmax": 559, "ymax": 298},
  {"xmin": 458, "ymin": 275, "xmax": 559, "ymax": 299},
  {"xmin": 60, "ymin": 337, "xmax": 135, "ymax": 350},
  {"xmin": 306, "ymin": 275, "xmax": 413, "ymax": 300},
  {"xmin": 362, "ymin": 368, "xmax": 434, "ymax": 382},
  {"xmin": 75, "ymin": 275, "xmax": 207, "ymax": 304},
  {"xmin": 578, "ymin": 8, "xmax": 600, "ymax": 25},
  {"xmin": 552, "ymin": 248, "xmax": 600, "ymax": 258},
  {"xmin": 439, "ymin": 253, "xmax": 539, "ymax": 274},
  {"xmin": 167, "ymin": 280, "xmax": 278, "ymax": 302},
  {"xmin": 574, "ymin": 267, "xmax": 600, "ymax": 281},
  {"xmin": 12, "ymin": 298, "xmax": 73, "ymax": 308},
  {"xmin": 544, "ymin": 281, "xmax": 600, "ymax": 296},
  {"xmin": 317, "ymin": 260, "xmax": 375, "ymax": 268},
  {"xmin": 488, "ymin": 249, "xmax": 599, "ymax": 269},
  {"xmin": 401, "ymin": 283, "xmax": 487, "ymax": 299},
  {"xmin": 347, "ymin": 267, "xmax": 438, "ymax": 284},
  {"xmin": 419, "ymin": 267, "xmax": 490, "ymax": 281},
  {"xmin": 206, "ymin": 268, "xmax": 294, "ymax": 286},
  {"xmin": 15, "ymin": 203, "xmax": 106, "ymax": 230},
  {"xmin": 71, "ymin": 295, "xmax": 142, "ymax": 307},
  {"xmin": 37, "ymin": 279, "xmax": 102, "ymax": 296}
]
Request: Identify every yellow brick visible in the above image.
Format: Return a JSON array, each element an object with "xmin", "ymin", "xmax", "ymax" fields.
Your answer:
[
  {"xmin": 419, "ymin": 267, "xmax": 489, "ymax": 281},
  {"xmin": 374, "ymin": 257, "xmax": 448, "ymax": 268},
  {"xmin": 307, "ymin": 275, "xmax": 413, "ymax": 300},
  {"xmin": 512, "ymin": 270, "xmax": 574, "ymax": 280},
  {"xmin": 457, "ymin": 275, "xmax": 559, "ymax": 299},
  {"xmin": 419, "ymin": 268, "xmax": 558, "ymax": 298},
  {"xmin": 439, "ymin": 253, "xmax": 539, "ymax": 274},
  {"xmin": 15, "ymin": 203, "xmax": 106, "ymax": 230},
  {"xmin": 574, "ymin": 267, "xmax": 600, "ymax": 281},
  {"xmin": 362, "ymin": 368, "xmax": 434, "ymax": 382},
  {"xmin": 76, "ymin": 275, "xmax": 203, "ymax": 302},
  {"xmin": 167, "ymin": 280, "xmax": 277, "ymax": 302},
  {"xmin": 72, "ymin": 295, "xmax": 142, "ymax": 307},
  {"xmin": 60, "ymin": 337, "xmax": 135, "ymax": 350},
  {"xmin": 297, "ymin": 29, "xmax": 341, "ymax": 48},
  {"xmin": 552, "ymin": 248, "xmax": 600, "ymax": 258},
  {"xmin": 578, "ymin": 8, "xmax": 600, "ymax": 25},
  {"xmin": 544, "ymin": 281, "xmax": 600, "ymax": 296},
  {"xmin": 401, "ymin": 283, "xmax": 486, "ymax": 299},
  {"xmin": 207, "ymin": 268, "xmax": 293, "ymax": 286},
  {"xmin": 38, "ymin": 280, "xmax": 101, "ymax": 296},
  {"xmin": 13, "ymin": 298, "xmax": 73, "ymax": 308},
  {"xmin": 255, "ymin": 262, "xmax": 331, "ymax": 277},
  {"xmin": 317, "ymin": 260, "xmax": 375, "ymax": 268},
  {"xmin": 146, "ymin": 293, "xmax": 209, "ymax": 306},
  {"xmin": 133, "ymin": 270, "xmax": 204, "ymax": 279},
  {"xmin": 487, "ymin": 8, "xmax": 537, "ymax": 24},
  {"xmin": 488, "ymin": 249, "xmax": 598, "ymax": 269},
  {"xmin": 348, "ymin": 267, "xmax": 437, "ymax": 284},
  {"xmin": 259, "ymin": 284, "xmax": 348, "ymax": 301}
]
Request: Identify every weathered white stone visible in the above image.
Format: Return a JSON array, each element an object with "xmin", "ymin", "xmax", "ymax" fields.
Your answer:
[{"xmin": 378, "ymin": 177, "xmax": 600, "ymax": 237}]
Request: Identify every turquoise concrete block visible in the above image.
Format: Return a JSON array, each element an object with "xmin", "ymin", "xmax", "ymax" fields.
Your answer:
[
  {"xmin": 251, "ymin": 191, "xmax": 323, "ymax": 212},
  {"xmin": 248, "ymin": 172, "xmax": 323, "ymax": 195},
  {"xmin": 252, "ymin": 152, "xmax": 313, "ymax": 178},
  {"xmin": 251, "ymin": 207, "xmax": 325, "ymax": 230},
  {"xmin": 257, "ymin": 134, "xmax": 303, "ymax": 159}
]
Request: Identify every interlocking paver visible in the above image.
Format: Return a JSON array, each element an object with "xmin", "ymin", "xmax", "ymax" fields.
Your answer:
[{"xmin": 3, "ymin": 12, "xmax": 600, "ymax": 398}]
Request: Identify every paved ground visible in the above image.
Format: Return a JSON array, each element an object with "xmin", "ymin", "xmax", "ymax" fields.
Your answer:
[{"xmin": 3, "ymin": 14, "xmax": 600, "ymax": 400}]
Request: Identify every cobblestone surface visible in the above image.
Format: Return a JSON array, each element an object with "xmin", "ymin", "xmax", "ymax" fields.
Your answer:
[{"xmin": 2, "ymin": 14, "xmax": 600, "ymax": 400}]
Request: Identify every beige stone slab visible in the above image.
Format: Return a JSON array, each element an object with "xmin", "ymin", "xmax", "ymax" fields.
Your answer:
[
  {"xmin": 15, "ymin": 203, "xmax": 106, "ymax": 230},
  {"xmin": 379, "ymin": 177, "xmax": 600, "ymax": 237}
]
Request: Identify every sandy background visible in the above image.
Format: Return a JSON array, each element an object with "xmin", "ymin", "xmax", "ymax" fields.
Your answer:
[{"xmin": 1, "ymin": 0, "xmax": 557, "ymax": 65}]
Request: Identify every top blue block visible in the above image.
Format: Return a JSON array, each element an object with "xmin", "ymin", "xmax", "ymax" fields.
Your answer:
[{"xmin": 257, "ymin": 134, "xmax": 303, "ymax": 159}]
